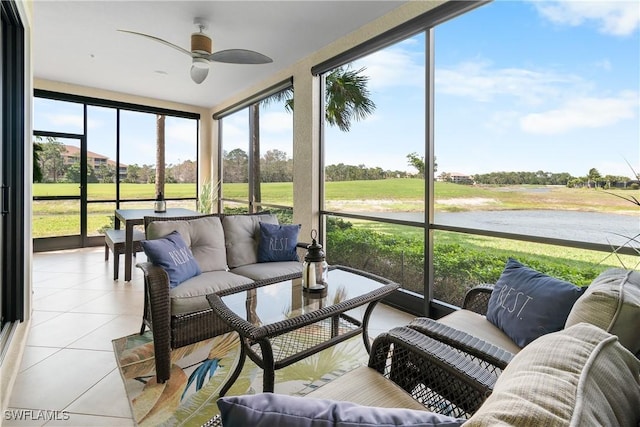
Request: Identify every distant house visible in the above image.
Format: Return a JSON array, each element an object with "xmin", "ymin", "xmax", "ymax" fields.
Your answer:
[
  {"xmin": 437, "ymin": 172, "xmax": 474, "ymax": 184},
  {"xmin": 63, "ymin": 145, "xmax": 127, "ymax": 180}
]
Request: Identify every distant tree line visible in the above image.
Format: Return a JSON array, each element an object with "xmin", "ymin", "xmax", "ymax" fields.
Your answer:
[
  {"xmin": 223, "ymin": 148, "xmax": 412, "ymax": 183},
  {"xmin": 223, "ymin": 148, "xmax": 295, "ymax": 183},
  {"xmin": 472, "ymin": 169, "xmax": 636, "ymax": 188},
  {"xmin": 33, "ymin": 138, "xmax": 197, "ymax": 184},
  {"xmin": 473, "ymin": 171, "xmax": 574, "ymax": 186}
]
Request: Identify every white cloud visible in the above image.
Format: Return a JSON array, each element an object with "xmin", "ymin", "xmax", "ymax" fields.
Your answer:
[
  {"xmin": 485, "ymin": 111, "xmax": 521, "ymax": 134},
  {"xmin": 354, "ymin": 45, "xmax": 425, "ymax": 90},
  {"xmin": 261, "ymin": 111, "xmax": 293, "ymax": 133},
  {"xmin": 44, "ymin": 113, "xmax": 101, "ymax": 132},
  {"xmin": 532, "ymin": 0, "xmax": 640, "ymax": 36},
  {"xmin": 519, "ymin": 91, "xmax": 639, "ymax": 134},
  {"xmin": 45, "ymin": 113, "xmax": 83, "ymax": 130},
  {"xmin": 436, "ymin": 59, "xmax": 587, "ymax": 105},
  {"xmin": 595, "ymin": 58, "xmax": 613, "ymax": 71},
  {"xmin": 166, "ymin": 120, "xmax": 197, "ymax": 145}
]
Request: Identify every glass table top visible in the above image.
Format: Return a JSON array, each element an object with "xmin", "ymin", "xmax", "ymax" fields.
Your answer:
[{"xmin": 219, "ymin": 267, "xmax": 393, "ymax": 327}]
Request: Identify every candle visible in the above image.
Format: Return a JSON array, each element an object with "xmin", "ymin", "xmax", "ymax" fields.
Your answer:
[{"xmin": 308, "ymin": 264, "xmax": 316, "ymax": 288}]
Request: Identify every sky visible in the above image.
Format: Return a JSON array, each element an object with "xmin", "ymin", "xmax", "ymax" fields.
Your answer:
[
  {"xmin": 35, "ymin": 0, "xmax": 640, "ymax": 179},
  {"xmin": 320, "ymin": 0, "xmax": 640, "ymax": 178}
]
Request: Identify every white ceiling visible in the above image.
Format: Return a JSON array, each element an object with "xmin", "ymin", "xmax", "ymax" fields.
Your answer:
[{"xmin": 32, "ymin": 1, "xmax": 406, "ymax": 108}]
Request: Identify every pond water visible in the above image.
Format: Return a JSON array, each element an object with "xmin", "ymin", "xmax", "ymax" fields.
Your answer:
[{"xmin": 363, "ymin": 210, "xmax": 640, "ymax": 249}]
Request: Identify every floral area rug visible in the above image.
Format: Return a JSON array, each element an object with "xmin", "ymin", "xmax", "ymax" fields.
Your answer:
[{"xmin": 113, "ymin": 330, "xmax": 369, "ymax": 426}]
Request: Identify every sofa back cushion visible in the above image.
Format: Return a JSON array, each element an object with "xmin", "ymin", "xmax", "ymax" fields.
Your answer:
[
  {"xmin": 465, "ymin": 323, "xmax": 640, "ymax": 427},
  {"xmin": 146, "ymin": 215, "xmax": 227, "ymax": 273},
  {"xmin": 565, "ymin": 268, "xmax": 640, "ymax": 356},
  {"xmin": 222, "ymin": 213, "xmax": 278, "ymax": 268}
]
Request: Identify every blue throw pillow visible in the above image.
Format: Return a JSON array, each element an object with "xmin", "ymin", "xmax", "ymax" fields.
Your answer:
[
  {"xmin": 217, "ymin": 393, "xmax": 467, "ymax": 427},
  {"xmin": 257, "ymin": 222, "xmax": 301, "ymax": 262},
  {"xmin": 487, "ymin": 258, "xmax": 584, "ymax": 347},
  {"xmin": 141, "ymin": 230, "xmax": 201, "ymax": 288}
]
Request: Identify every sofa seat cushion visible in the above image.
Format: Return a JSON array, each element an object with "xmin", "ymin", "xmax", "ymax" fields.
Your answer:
[
  {"xmin": 223, "ymin": 213, "xmax": 279, "ymax": 268},
  {"xmin": 437, "ymin": 309, "xmax": 522, "ymax": 355},
  {"xmin": 146, "ymin": 215, "xmax": 227, "ymax": 273},
  {"xmin": 306, "ymin": 366, "xmax": 429, "ymax": 411},
  {"xmin": 465, "ymin": 323, "xmax": 640, "ymax": 427},
  {"xmin": 565, "ymin": 268, "xmax": 640, "ymax": 355},
  {"xmin": 170, "ymin": 271, "xmax": 253, "ymax": 315},
  {"xmin": 230, "ymin": 261, "xmax": 302, "ymax": 281}
]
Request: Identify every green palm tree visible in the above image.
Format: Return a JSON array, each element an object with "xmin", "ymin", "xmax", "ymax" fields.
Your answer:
[
  {"xmin": 251, "ymin": 66, "xmax": 376, "ymax": 206},
  {"xmin": 264, "ymin": 65, "xmax": 376, "ymax": 130},
  {"xmin": 324, "ymin": 66, "xmax": 376, "ymax": 132}
]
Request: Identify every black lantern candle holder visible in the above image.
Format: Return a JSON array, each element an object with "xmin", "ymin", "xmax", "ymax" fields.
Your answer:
[
  {"xmin": 302, "ymin": 229, "xmax": 328, "ymax": 292},
  {"xmin": 154, "ymin": 192, "xmax": 166, "ymax": 213}
]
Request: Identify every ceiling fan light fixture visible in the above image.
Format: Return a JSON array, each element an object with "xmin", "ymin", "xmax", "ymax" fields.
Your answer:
[
  {"xmin": 190, "ymin": 58, "xmax": 209, "ymax": 84},
  {"xmin": 192, "ymin": 57, "xmax": 209, "ymax": 69}
]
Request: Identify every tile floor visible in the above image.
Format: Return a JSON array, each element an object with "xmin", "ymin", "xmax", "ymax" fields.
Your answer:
[{"xmin": 6, "ymin": 247, "xmax": 415, "ymax": 426}]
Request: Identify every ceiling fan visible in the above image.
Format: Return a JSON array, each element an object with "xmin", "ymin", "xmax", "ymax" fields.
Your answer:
[{"xmin": 118, "ymin": 18, "xmax": 272, "ymax": 84}]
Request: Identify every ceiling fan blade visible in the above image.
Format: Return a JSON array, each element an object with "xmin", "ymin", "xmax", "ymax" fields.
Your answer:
[
  {"xmin": 118, "ymin": 29, "xmax": 193, "ymax": 57},
  {"xmin": 208, "ymin": 49, "xmax": 273, "ymax": 64},
  {"xmin": 190, "ymin": 63, "xmax": 209, "ymax": 84}
]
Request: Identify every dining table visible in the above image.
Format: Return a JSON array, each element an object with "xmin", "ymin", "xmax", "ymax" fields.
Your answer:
[{"xmin": 114, "ymin": 208, "xmax": 200, "ymax": 281}]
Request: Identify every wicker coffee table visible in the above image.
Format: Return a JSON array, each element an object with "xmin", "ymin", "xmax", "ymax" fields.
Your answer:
[{"xmin": 206, "ymin": 265, "xmax": 399, "ymax": 395}]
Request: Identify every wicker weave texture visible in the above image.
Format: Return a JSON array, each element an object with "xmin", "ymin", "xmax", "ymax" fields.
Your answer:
[{"xmin": 370, "ymin": 327, "xmax": 495, "ymax": 418}]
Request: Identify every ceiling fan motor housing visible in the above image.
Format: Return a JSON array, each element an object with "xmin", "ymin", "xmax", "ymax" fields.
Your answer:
[{"xmin": 191, "ymin": 32, "xmax": 212, "ymax": 55}]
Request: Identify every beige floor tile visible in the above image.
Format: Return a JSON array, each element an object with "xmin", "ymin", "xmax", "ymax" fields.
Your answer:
[
  {"xmin": 70, "ymin": 275, "xmax": 143, "ymax": 291},
  {"xmin": 67, "ymin": 315, "xmax": 142, "ymax": 351},
  {"xmin": 69, "ymin": 292, "xmax": 144, "ymax": 316},
  {"xmin": 32, "ymin": 289, "xmax": 112, "ymax": 312},
  {"xmin": 9, "ymin": 349, "xmax": 116, "ymax": 410},
  {"xmin": 2, "ymin": 409, "xmax": 47, "ymax": 427},
  {"xmin": 64, "ymin": 369, "xmax": 132, "ymax": 419},
  {"xmin": 32, "ymin": 272, "xmax": 103, "ymax": 290},
  {"xmin": 32, "ymin": 288, "xmax": 65, "ymax": 301},
  {"xmin": 30, "ymin": 311, "xmax": 64, "ymax": 327},
  {"xmin": 27, "ymin": 312, "xmax": 117, "ymax": 348},
  {"xmin": 44, "ymin": 414, "xmax": 135, "ymax": 427},
  {"xmin": 18, "ymin": 346, "xmax": 61, "ymax": 372}
]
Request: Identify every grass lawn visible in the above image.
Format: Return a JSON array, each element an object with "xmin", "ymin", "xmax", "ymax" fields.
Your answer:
[{"xmin": 32, "ymin": 180, "xmax": 638, "ymax": 238}]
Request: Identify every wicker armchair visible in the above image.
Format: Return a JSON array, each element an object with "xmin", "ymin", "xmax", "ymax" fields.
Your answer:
[{"xmin": 203, "ymin": 324, "xmax": 498, "ymax": 426}]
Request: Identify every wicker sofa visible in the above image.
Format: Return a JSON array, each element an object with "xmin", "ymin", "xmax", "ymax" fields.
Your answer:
[
  {"xmin": 210, "ymin": 322, "xmax": 640, "ymax": 426},
  {"xmin": 208, "ymin": 267, "xmax": 640, "ymax": 427},
  {"xmin": 137, "ymin": 212, "xmax": 306, "ymax": 383}
]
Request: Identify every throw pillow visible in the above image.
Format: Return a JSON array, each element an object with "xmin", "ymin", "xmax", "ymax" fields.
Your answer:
[
  {"xmin": 565, "ymin": 268, "xmax": 640, "ymax": 356},
  {"xmin": 486, "ymin": 258, "xmax": 584, "ymax": 347},
  {"xmin": 257, "ymin": 222, "xmax": 301, "ymax": 262},
  {"xmin": 141, "ymin": 230, "xmax": 201, "ymax": 288},
  {"xmin": 222, "ymin": 213, "xmax": 279, "ymax": 268},
  {"xmin": 217, "ymin": 393, "xmax": 467, "ymax": 427}
]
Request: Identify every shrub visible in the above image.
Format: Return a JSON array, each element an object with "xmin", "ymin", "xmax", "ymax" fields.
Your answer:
[{"xmin": 326, "ymin": 218, "xmax": 603, "ymax": 308}]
